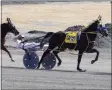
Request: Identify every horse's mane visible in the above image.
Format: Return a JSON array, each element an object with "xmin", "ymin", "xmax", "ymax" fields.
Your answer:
[
  {"xmin": 65, "ymin": 25, "xmax": 85, "ymax": 32},
  {"xmin": 82, "ymin": 20, "xmax": 99, "ymax": 32}
]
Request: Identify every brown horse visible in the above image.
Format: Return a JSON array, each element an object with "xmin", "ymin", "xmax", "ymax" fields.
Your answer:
[{"xmin": 1, "ymin": 18, "xmax": 19, "ymax": 62}]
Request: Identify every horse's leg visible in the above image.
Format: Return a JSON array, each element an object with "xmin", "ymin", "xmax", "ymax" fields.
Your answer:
[
  {"xmin": 1, "ymin": 45, "xmax": 14, "ymax": 62},
  {"xmin": 37, "ymin": 49, "xmax": 51, "ymax": 69},
  {"xmin": 77, "ymin": 51, "xmax": 86, "ymax": 72},
  {"xmin": 40, "ymin": 32, "xmax": 54, "ymax": 49},
  {"xmin": 86, "ymin": 49, "xmax": 99, "ymax": 64},
  {"xmin": 53, "ymin": 51, "xmax": 62, "ymax": 66}
]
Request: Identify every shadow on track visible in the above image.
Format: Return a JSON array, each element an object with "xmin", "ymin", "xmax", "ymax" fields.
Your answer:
[{"xmin": 2, "ymin": 66, "xmax": 111, "ymax": 76}]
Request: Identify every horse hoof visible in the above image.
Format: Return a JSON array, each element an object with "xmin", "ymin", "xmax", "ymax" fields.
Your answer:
[
  {"xmin": 57, "ymin": 62, "xmax": 61, "ymax": 67},
  {"xmin": 77, "ymin": 68, "xmax": 86, "ymax": 72},
  {"xmin": 79, "ymin": 69, "xmax": 86, "ymax": 72},
  {"xmin": 37, "ymin": 64, "xmax": 40, "ymax": 69},
  {"xmin": 11, "ymin": 59, "xmax": 15, "ymax": 62},
  {"xmin": 37, "ymin": 66, "xmax": 39, "ymax": 69},
  {"xmin": 91, "ymin": 60, "xmax": 96, "ymax": 64},
  {"xmin": 37, "ymin": 67, "xmax": 39, "ymax": 69}
]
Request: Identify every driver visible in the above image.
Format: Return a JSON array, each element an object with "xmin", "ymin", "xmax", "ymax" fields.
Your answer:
[{"xmin": 15, "ymin": 35, "xmax": 40, "ymax": 50}]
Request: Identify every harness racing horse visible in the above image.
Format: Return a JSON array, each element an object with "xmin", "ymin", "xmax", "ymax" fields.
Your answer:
[
  {"xmin": 38, "ymin": 16, "xmax": 108, "ymax": 72},
  {"xmin": 1, "ymin": 18, "xmax": 19, "ymax": 62}
]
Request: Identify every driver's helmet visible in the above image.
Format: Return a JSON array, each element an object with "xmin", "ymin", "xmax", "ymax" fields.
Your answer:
[{"xmin": 17, "ymin": 35, "xmax": 25, "ymax": 40}]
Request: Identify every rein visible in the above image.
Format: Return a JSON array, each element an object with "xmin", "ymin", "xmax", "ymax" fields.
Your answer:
[{"xmin": 82, "ymin": 32, "xmax": 97, "ymax": 34}]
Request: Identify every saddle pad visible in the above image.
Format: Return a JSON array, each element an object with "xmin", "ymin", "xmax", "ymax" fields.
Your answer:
[{"xmin": 65, "ymin": 32, "xmax": 78, "ymax": 44}]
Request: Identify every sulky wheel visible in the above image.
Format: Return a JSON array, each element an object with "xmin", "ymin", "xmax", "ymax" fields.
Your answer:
[
  {"xmin": 42, "ymin": 53, "xmax": 56, "ymax": 70},
  {"xmin": 23, "ymin": 52, "xmax": 39, "ymax": 69}
]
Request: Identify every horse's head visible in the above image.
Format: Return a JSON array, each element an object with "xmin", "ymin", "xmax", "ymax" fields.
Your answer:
[
  {"xmin": 85, "ymin": 15, "xmax": 108, "ymax": 37},
  {"xmin": 97, "ymin": 24, "xmax": 108, "ymax": 37},
  {"xmin": 6, "ymin": 18, "xmax": 19, "ymax": 35},
  {"xmin": 96, "ymin": 15, "xmax": 108, "ymax": 37}
]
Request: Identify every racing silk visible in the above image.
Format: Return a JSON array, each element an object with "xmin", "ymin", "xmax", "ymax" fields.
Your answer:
[
  {"xmin": 65, "ymin": 31, "xmax": 81, "ymax": 44},
  {"xmin": 16, "ymin": 39, "xmax": 40, "ymax": 51}
]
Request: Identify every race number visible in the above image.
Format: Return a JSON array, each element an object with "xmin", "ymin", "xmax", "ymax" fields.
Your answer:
[{"xmin": 65, "ymin": 32, "xmax": 77, "ymax": 44}]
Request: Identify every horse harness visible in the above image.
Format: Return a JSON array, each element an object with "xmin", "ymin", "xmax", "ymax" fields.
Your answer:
[{"xmin": 49, "ymin": 31, "xmax": 98, "ymax": 53}]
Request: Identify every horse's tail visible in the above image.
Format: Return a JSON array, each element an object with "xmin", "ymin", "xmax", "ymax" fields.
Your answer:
[{"xmin": 40, "ymin": 32, "xmax": 54, "ymax": 49}]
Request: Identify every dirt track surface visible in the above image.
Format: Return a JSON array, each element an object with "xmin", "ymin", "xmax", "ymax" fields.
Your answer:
[
  {"xmin": 1, "ymin": 48, "xmax": 111, "ymax": 89},
  {"xmin": 2, "ymin": 2, "xmax": 110, "ymax": 32},
  {"xmin": 2, "ymin": 67, "xmax": 111, "ymax": 89}
]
